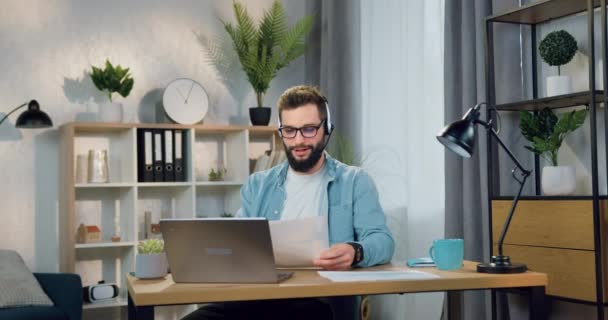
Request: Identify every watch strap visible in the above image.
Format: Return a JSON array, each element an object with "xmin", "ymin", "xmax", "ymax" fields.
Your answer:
[{"xmin": 347, "ymin": 242, "xmax": 364, "ymax": 266}]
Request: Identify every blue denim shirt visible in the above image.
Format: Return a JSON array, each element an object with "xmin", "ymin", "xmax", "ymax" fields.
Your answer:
[{"xmin": 237, "ymin": 154, "xmax": 395, "ymax": 267}]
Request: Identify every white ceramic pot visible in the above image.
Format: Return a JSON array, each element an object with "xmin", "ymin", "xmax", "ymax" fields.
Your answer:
[
  {"xmin": 98, "ymin": 102, "xmax": 124, "ymax": 122},
  {"xmin": 546, "ymin": 75, "xmax": 572, "ymax": 96},
  {"xmin": 541, "ymin": 165, "xmax": 576, "ymax": 196},
  {"xmin": 135, "ymin": 253, "xmax": 168, "ymax": 279}
]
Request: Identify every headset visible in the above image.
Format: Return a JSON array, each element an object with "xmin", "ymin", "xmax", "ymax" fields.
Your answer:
[{"xmin": 277, "ymin": 96, "xmax": 334, "ymax": 136}]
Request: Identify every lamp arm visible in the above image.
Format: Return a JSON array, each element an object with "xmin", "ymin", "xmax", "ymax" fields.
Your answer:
[
  {"xmin": 0, "ymin": 102, "xmax": 27, "ymax": 126},
  {"xmin": 497, "ymin": 170, "xmax": 529, "ymax": 256},
  {"xmin": 477, "ymin": 121, "xmax": 532, "ymax": 257}
]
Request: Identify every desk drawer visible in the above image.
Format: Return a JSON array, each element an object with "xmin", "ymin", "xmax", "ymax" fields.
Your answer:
[
  {"xmin": 498, "ymin": 244, "xmax": 599, "ymax": 301},
  {"xmin": 492, "ymin": 200, "xmax": 595, "ymax": 250}
]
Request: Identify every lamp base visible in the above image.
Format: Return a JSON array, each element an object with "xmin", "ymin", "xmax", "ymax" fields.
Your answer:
[{"xmin": 477, "ymin": 255, "xmax": 527, "ymax": 274}]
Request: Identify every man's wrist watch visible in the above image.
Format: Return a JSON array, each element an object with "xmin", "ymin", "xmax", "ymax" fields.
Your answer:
[{"xmin": 347, "ymin": 242, "xmax": 364, "ymax": 266}]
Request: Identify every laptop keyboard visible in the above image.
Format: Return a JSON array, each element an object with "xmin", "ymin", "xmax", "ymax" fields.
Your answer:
[{"xmin": 277, "ymin": 271, "xmax": 294, "ymax": 282}]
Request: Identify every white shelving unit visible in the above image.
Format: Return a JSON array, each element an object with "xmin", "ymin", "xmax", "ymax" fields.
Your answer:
[{"xmin": 58, "ymin": 122, "xmax": 279, "ymax": 317}]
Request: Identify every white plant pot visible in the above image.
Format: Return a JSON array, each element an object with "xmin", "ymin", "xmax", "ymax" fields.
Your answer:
[
  {"xmin": 135, "ymin": 253, "xmax": 168, "ymax": 279},
  {"xmin": 546, "ymin": 75, "xmax": 572, "ymax": 96},
  {"xmin": 541, "ymin": 165, "xmax": 576, "ymax": 196},
  {"xmin": 98, "ymin": 102, "xmax": 124, "ymax": 122}
]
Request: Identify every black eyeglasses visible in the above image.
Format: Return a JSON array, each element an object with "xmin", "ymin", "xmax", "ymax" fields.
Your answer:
[{"xmin": 278, "ymin": 120, "xmax": 325, "ymax": 139}]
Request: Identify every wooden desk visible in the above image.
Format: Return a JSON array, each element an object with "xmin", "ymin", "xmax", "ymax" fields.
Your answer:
[{"xmin": 126, "ymin": 261, "xmax": 548, "ymax": 320}]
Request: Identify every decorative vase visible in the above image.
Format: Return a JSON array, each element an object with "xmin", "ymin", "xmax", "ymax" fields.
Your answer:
[
  {"xmin": 546, "ymin": 75, "xmax": 572, "ymax": 96},
  {"xmin": 541, "ymin": 165, "xmax": 576, "ymax": 196},
  {"xmin": 88, "ymin": 149, "xmax": 109, "ymax": 183},
  {"xmin": 249, "ymin": 107, "xmax": 271, "ymax": 126},
  {"xmin": 135, "ymin": 253, "xmax": 168, "ymax": 279},
  {"xmin": 98, "ymin": 102, "xmax": 124, "ymax": 123}
]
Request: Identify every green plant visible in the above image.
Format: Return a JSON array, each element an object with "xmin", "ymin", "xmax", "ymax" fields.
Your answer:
[
  {"xmin": 329, "ymin": 132, "xmax": 357, "ymax": 166},
  {"xmin": 222, "ymin": 0, "xmax": 314, "ymax": 107},
  {"xmin": 90, "ymin": 59, "xmax": 134, "ymax": 102},
  {"xmin": 137, "ymin": 238, "xmax": 164, "ymax": 254},
  {"xmin": 221, "ymin": 212, "xmax": 234, "ymax": 218},
  {"xmin": 519, "ymin": 108, "xmax": 587, "ymax": 166},
  {"xmin": 538, "ymin": 30, "xmax": 578, "ymax": 75},
  {"xmin": 208, "ymin": 167, "xmax": 227, "ymax": 181}
]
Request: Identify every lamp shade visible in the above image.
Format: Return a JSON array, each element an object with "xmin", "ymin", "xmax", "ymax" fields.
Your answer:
[
  {"xmin": 436, "ymin": 119, "xmax": 476, "ymax": 158},
  {"xmin": 15, "ymin": 100, "xmax": 53, "ymax": 128}
]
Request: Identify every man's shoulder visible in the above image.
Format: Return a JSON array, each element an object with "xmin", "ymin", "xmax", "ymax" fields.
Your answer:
[
  {"xmin": 329, "ymin": 157, "xmax": 371, "ymax": 182},
  {"xmin": 247, "ymin": 163, "xmax": 284, "ymax": 185}
]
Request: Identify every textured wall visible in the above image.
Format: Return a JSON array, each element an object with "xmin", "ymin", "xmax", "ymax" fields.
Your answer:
[{"xmin": 0, "ymin": 0, "xmax": 311, "ymax": 272}]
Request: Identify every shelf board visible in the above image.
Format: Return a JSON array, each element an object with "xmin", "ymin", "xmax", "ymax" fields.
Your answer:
[
  {"xmin": 137, "ymin": 182, "xmax": 192, "ymax": 187},
  {"xmin": 493, "ymin": 195, "xmax": 608, "ymax": 201},
  {"xmin": 83, "ymin": 298, "xmax": 127, "ymax": 310},
  {"xmin": 195, "ymin": 181, "xmax": 244, "ymax": 187},
  {"xmin": 76, "ymin": 242, "xmax": 136, "ymax": 249},
  {"xmin": 75, "ymin": 182, "xmax": 134, "ymax": 188},
  {"xmin": 487, "ymin": 0, "xmax": 601, "ymax": 25},
  {"xmin": 494, "ymin": 91, "xmax": 603, "ymax": 111}
]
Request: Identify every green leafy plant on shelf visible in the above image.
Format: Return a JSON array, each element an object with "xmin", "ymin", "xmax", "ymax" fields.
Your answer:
[
  {"xmin": 137, "ymin": 238, "xmax": 164, "ymax": 254},
  {"xmin": 222, "ymin": 0, "xmax": 314, "ymax": 108},
  {"xmin": 90, "ymin": 59, "xmax": 134, "ymax": 102},
  {"xmin": 538, "ymin": 30, "xmax": 578, "ymax": 75},
  {"xmin": 519, "ymin": 108, "xmax": 587, "ymax": 166},
  {"xmin": 221, "ymin": 212, "xmax": 234, "ymax": 218},
  {"xmin": 208, "ymin": 167, "xmax": 228, "ymax": 181}
]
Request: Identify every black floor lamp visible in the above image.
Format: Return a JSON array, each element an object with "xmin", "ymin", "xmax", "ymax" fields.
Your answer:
[
  {"xmin": 437, "ymin": 102, "xmax": 529, "ymax": 273},
  {"xmin": 0, "ymin": 100, "xmax": 53, "ymax": 128}
]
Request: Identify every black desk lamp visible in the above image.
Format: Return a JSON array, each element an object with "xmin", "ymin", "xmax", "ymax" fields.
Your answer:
[
  {"xmin": 437, "ymin": 102, "xmax": 529, "ymax": 273},
  {"xmin": 0, "ymin": 100, "xmax": 53, "ymax": 128}
]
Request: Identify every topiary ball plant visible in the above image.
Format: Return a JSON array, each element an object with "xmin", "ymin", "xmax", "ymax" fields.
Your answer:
[{"xmin": 538, "ymin": 30, "xmax": 578, "ymax": 75}]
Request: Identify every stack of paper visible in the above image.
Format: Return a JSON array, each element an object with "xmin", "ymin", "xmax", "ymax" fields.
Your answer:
[{"xmin": 269, "ymin": 216, "xmax": 329, "ymax": 267}]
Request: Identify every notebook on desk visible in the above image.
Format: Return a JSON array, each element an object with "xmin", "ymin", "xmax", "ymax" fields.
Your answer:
[{"xmin": 160, "ymin": 218, "xmax": 293, "ymax": 283}]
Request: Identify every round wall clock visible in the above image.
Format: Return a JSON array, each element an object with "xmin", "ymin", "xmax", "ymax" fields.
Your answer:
[{"xmin": 162, "ymin": 78, "xmax": 209, "ymax": 125}]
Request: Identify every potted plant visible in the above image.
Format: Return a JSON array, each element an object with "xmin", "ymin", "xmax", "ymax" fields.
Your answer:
[
  {"xmin": 519, "ymin": 108, "xmax": 587, "ymax": 195},
  {"xmin": 90, "ymin": 59, "xmax": 134, "ymax": 122},
  {"xmin": 222, "ymin": 0, "xmax": 313, "ymax": 125},
  {"xmin": 135, "ymin": 239, "xmax": 168, "ymax": 279},
  {"xmin": 539, "ymin": 30, "xmax": 578, "ymax": 96}
]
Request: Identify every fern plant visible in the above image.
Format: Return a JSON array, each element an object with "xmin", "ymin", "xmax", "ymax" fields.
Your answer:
[
  {"xmin": 222, "ymin": 0, "xmax": 313, "ymax": 107},
  {"xmin": 90, "ymin": 59, "xmax": 134, "ymax": 103}
]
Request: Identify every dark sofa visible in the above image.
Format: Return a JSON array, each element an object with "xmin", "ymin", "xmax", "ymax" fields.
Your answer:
[{"xmin": 0, "ymin": 273, "xmax": 82, "ymax": 320}]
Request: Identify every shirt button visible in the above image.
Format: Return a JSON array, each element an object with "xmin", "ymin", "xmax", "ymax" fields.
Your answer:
[{"xmin": 274, "ymin": 210, "xmax": 279, "ymax": 215}]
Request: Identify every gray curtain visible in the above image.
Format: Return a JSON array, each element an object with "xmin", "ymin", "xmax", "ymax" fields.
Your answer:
[
  {"xmin": 443, "ymin": 0, "xmax": 493, "ymax": 319},
  {"xmin": 445, "ymin": 0, "xmax": 534, "ymax": 319}
]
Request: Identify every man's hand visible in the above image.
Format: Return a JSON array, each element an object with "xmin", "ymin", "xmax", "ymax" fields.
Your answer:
[{"xmin": 313, "ymin": 243, "xmax": 355, "ymax": 271}]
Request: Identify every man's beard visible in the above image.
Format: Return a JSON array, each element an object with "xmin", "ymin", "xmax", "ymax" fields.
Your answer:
[{"xmin": 283, "ymin": 140, "xmax": 325, "ymax": 172}]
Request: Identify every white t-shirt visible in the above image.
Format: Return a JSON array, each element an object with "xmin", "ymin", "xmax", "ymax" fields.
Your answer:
[{"xmin": 281, "ymin": 164, "xmax": 329, "ymax": 220}]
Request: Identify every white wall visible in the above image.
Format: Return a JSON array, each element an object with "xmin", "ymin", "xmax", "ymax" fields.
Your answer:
[{"xmin": 0, "ymin": 0, "xmax": 311, "ymax": 272}]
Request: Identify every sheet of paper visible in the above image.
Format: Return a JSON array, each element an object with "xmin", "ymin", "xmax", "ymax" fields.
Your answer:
[
  {"xmin": 318, "ymin": 270, "xmax": 439, "ymax": 282},
  {"xmin": 269, "ymin": 216, "xmax": 329, "ymax": 267}
]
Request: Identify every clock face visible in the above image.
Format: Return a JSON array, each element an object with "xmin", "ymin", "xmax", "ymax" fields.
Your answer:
[{"xmin": 162, "ymin": 78, "xmax": 209, "ymax": 125}]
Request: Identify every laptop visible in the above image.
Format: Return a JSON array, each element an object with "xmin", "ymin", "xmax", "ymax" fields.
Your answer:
[{"xmin": 160, "ymin": 218, "xmax": 293, "ymax": 283}]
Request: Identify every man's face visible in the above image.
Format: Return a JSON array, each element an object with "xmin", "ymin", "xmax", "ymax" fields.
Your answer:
[{"xmin": 280, "ymin": 103, "xmax": 326, "ymax": 173}]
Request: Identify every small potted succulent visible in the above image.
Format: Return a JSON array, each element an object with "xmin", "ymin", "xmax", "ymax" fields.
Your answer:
[
  {"xmin": 520, "ymin": 108, "xmax": 587, "ymax": 195},
  {"xmin": 90, "ymin": 59, "xmax": 134, "ymax": 122},
  {"xmin": 222, "ymin": 0, "xmax": 313, "ymax": 125},
  {"xmin": 539, "ymin": 30, "xmax": 578, "ymax": 96},
  {"xmin": 135, "ymin": 239, "xmax": 168, "ymax": 279}
]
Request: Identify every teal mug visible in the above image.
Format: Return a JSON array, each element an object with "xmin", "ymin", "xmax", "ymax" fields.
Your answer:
[{"xmin": 429, "ymin": 239, "xmax": 464, "ymax": 270}]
